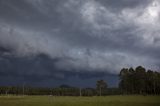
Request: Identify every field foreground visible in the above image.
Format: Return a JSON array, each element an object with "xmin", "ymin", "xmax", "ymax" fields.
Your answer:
[{"xmin": 0, "ymin": 95, "xmax": 160, "ymax": 106}]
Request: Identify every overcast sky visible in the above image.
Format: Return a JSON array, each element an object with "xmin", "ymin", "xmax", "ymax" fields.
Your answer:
[{"xmin": 0, "ymin": 0, "xmax": 160, "ymax": 87}]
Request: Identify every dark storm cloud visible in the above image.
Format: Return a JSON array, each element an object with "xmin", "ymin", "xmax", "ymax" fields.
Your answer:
[
  {"xmin": 0, "ymin": 53, "xmax": 117, "ymax": 87},
  {"xmin": 97, "ymin": 0, "xmax": 151, "ymax": 10},
  {"xmin": 0, "ymin": 0, "xmax": 160, "ymax": 86}
]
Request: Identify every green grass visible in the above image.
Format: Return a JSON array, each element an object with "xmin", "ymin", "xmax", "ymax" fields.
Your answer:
[{"xmin": 0, "ymin": 95, "xmax": 160, "ymax": 106}]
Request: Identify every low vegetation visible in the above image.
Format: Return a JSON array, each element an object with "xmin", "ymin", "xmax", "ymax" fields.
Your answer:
[{"xmin": 0, "ymin": 95, "xmax": 160, "ymax": 106}]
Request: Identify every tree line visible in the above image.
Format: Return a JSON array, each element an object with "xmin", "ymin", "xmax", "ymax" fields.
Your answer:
[
  {"xmin": 119, "ymin": 66, "xmax": 160, "ymax": 95},
  {"xmin": 0, "ymin": 66, "xmax": 159, "ymax": 96},
  {"xmin": 0, "ymin": 82, "xmax": 120, "ymax": 96},
  {"xmin": 0, "ymin": 84, "xmax": 120, "ymax": 96}
]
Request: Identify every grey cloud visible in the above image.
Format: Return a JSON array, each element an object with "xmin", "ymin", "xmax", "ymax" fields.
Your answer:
[
  {"xmin": 0, "ymin": 0, "xmax": 160, "ymax": 86},
  {"xmin": 0, "ymin": 53, "xmax": 118, "ymax": 87}
]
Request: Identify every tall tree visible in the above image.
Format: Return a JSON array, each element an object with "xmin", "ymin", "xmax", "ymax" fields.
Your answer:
[
  {"xmin": 96, "ymin": 80, "xmax": 107, "ymax": 96},
  {"xmin": 119, "ymin": 68, "xmax": 129, "ymax": 94},
  {"xmin": 135, "ymin": 66, "xmax": 146, "ymax": 94}
]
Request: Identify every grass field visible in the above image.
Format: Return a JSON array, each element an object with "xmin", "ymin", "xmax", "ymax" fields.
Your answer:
[{"xmin": 0, "ymin": 95, "xmax": 160, "ymax": 106}]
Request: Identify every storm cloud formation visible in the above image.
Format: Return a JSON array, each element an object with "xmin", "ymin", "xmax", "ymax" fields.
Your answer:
[{"xmin": 0, "ymin": 0, "xmax": 160, "ymax": 87}]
